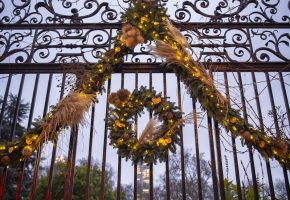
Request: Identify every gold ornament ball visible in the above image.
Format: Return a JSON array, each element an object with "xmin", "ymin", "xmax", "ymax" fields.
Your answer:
[
  {"xmin": 114, "ymin": 46, "xmax": 121, "ymax": 53},
  {"xmin": 259, "ymin": 141, "xmax": 266, "ymax": 149},
  {"xmin": 230, "ymin": 117, "xmax": 238, "ymax": 123},
  {"xmin": 117, "ymin": 138, "xmax": 124, "ymax": 145},
  {"xmin": 165, "ymin": 111, "xmax": 174, "ymax": 119},
  {"xmin": 271, "ymin": 147, "xmax": 283, "ymax": 157},
  {"xmin": 276, "ymin": 140, "xmax": 288, "ymax": 154},
  {"xmin": 165, "ymin": 138, "xmax": 172, "ymax": 144},
  {"xmin": 22, "ymin": 146, "xmax": 33, "ymax": 156},
  {"xmin": 26, "ymin": 137, "xmax": 33, "ymax": 145},
  {"xmin": 241, "ymin": 131, "xmax": 252, "ymax": 141},
  {"xmin": 152, "ymin": 97, "xmax": 161, "ymax": 105}
]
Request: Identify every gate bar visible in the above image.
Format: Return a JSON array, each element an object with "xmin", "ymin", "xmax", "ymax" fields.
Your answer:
[
  {"xmin": 99, "ymin": 78, "xmax": 112, "ymax": 200},
  {"xmin": 251, "ymin": 72, "xmax": 276, "ymax": 200},
  {"xmin": 223, "ymin": 72, "xmax": 243, "ymax": 200},
  {"xmin": 116, "ymin": 73, "xmax": 124, "ymax": 200},
  {"xmin": 30, "ymin": 73, "xmax": 53, "ymax": 199},
  {"xmin": 237, "ymin": 72, "xmax": 259, "ymax": 200},
  {"xmin": 46, "ymin": 74, "xmax": 66, "ymax": 200},
  {"xmin": 163, "ymin": 73, "xmax": 171, "ymax": 200},
  {"xmin": 16, "ymin": 73, "xmax": 40, "ymax": 199},
  {"xmin": 133, "ymin": 73, "xmax": 138, "ymax": 200},
  {"xmin": 265, "ymin": 72, "xmax": 290, "ymax": 200},
  {"xmin": 176, "ymin": 76, "xmax": 186, "ymax": 200},
  {"xmin": 192, "ymin": 98, "xmax": 203, "ymax": 200}
]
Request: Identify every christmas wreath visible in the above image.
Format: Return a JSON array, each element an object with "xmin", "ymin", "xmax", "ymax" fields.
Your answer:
[{"xmin": 107, "ymin": 87, "xmax": 183, "ymax": 164}]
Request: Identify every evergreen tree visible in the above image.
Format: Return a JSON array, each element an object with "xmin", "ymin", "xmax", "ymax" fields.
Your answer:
[
  {"xmin": 34, "ymin": 160, "xmax": 115, "ymax": 200},
  {"xmin": 0, "ymin": 94, "xmax": 32, "ymax": 199}
]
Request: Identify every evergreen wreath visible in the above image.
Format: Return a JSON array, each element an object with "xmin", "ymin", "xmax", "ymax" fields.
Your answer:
[{"xmin": 107, "ymin": 87, "xmax": 182, "ymax": 164}]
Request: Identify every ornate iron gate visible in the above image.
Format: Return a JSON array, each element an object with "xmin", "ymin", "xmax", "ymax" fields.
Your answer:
[{"xmin": 0, "ymin": 0, "xmax": 289, "ymax": 200}]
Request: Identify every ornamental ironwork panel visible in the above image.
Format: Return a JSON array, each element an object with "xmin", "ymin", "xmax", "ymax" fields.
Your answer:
[{"xmin": 0, "ymin": 0, "xmax": 289, "ymax": 72}]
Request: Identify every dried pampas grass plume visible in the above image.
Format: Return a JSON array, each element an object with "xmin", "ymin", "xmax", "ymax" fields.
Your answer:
[
  {"xmin": 150, "ymin": 20, "xmax": 227, "ymax": 105},
  {"xmin": 35, "ymin": 91, "xmax": 95, "ymax": 146},
  {"xmin": 166, "ymin": 20, "xmax": 191, "ymax": 49},
  {"xmin": 138, "ymin": 118, "xmax": 162, "ymax": 144}
]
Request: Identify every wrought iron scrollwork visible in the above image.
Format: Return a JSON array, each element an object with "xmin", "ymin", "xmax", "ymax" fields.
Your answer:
[{"xmin": 0, "ymin": 0, "xmax": 289, "ymax": 66}]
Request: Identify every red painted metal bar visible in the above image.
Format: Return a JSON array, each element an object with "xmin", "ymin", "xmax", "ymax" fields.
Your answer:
[
  {"xmin": 0, "ymin": 167, "xmax": 7, "ymax": 200},
  {"xmin": 0, "ymin": 74, "xmax": 12, "ymax": 200},
  {"xmin": 63, "ymin": 127, "xmax": 78, "ymax": 200}
]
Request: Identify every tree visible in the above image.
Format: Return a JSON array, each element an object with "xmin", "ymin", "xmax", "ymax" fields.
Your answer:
[
  {"xmin": 120, "ymin": 184, "xmax": 134, "ymax": 200},
  {"xmin": 34, "ymin": 159, "xmax": 115, "ymax": 200},
  {"xmin": 153, "ymin": 149, "xmax": 214, "ymax": 200},
  {"xmin": 0, "ymin": 94, "xmax": 32, "ymax": 199}
]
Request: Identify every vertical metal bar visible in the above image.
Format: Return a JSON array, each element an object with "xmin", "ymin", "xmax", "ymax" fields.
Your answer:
[
  {"xmin": 251, "ymin": 72, "xmax": 275, "ymax": 200},
  {"xmin": 224, "ymin": 72, "xmax": 242, "ymax": 200},
  {"xmin": 278, "ymin": 72, "xmax": 290, "ymax": 200},
  {"xmin": 213, "ymin": 121, "xmax": 225, "ymax": 199},
  {"xmin": 210, "ymin": 71, "xmax": 225, "ymax": 199},
  {"xmin": 278, "ymin": 72, "xmax": 290, "ymax": 127},
  {"xmin": 176, "ymin": 76, "xmax": 186, "ymax": 200},
  {"xmin": 84, "ymin": 105, "xmax": 95, "ymax": 200},
  {"xmin": 265, "ymin": 72, "xmax": 290, "ymax": 200},
  {"xmin": 207, "ymin": 115, "xmax": 219, "ymax": 200},
  {"xmin": 46, "ymin": 74, "xmax": 66, "ymax": 200},
  {"xmin": 149, "ymin": 73, "xmax": 154, "ymax": 200},
  {"xmin": 3, "ymin": 74, "xmax": 25, "ymax": 199},
  {"xmin": 237, "ymin": 72, "xmax": 259, "ymax": 200},
  {"xmin": 163, "ymin": 73, "xmax": 171, "ymax": 200},
  {"xmin": 30, "ymin": 73, "xmax": 53, "ymax": 200},
  {"xmin": 192, "ymin": 98, "xmax": 202, "ymax": 200},
  {"xmin": 134, "ymin": 73, "xmax": 138, "ymax": 200},
  {"xmin": 10, "ymin": 74, "xmax": 25, "ymax": 140},
  {"xmin": 0, "ymin": 74, "xmax": 12, "ymax": 130},
  {"xmin": 27, "ymin": 74, "xmax": 40, "ymax": 129},
  {"xmin": 116, "ymin": 73, "xmax": 124, "ymax": 200},
  {"xmin": 0, "ymin": 167, "xmax": 7, "ymax": 200},
  {"xmin": 63, "ymin": 127, "xmax": 78, "ymax": 200},
  {"xmin": 0, "ymin": 74, "xmax": 12, "ymax": 200},
  {"xmin": 15, "ymin": 73, "xmax": 40, "ymax": 200},
  {"xmin": 99, "ymin": 78, "xmax": 112, "ymax": 200}
]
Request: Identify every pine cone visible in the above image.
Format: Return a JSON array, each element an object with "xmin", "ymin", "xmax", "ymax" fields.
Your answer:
[
  {"xmin": 117, "ymin": 89, "xmax": 131, "ymax": 102},
  {"xmin": 108, "ymin": 93, "xmax": 119, "ymax": 105}
]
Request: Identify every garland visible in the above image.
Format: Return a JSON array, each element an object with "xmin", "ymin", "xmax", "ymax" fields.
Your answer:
[
  {"xmin": 107, "ymin": 87, "xmax": 182, "ymax": 164},
  {"xmin": 0, "ymin": 1, "xmax": 289, "ymax": 168}
]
